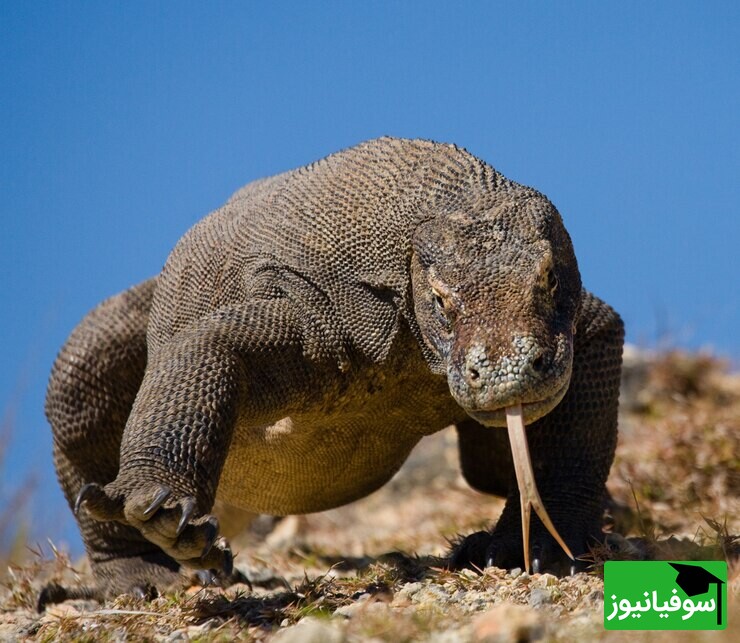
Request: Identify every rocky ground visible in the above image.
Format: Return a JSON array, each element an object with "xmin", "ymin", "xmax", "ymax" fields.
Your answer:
[{"xmin": 1, "ymin": 348, "xmax": 738, "ymax": 641}]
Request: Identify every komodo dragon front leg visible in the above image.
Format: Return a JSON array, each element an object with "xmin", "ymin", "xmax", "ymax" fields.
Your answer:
[
  {"xmin": 44, "ymin": 279, "xmax": 186, "ymax": 604},
  {"xmin": 451, "ymin": 292, "xmax": 624, "ymax": 574},
  {"xmin": 73, "ymin": 298, "xmax": 315, "ymax": 585}
]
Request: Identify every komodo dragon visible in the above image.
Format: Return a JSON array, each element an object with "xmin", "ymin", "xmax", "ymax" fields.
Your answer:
[{"xmin": 44, "ymin": 137, "xmax": 623, "ymax": 602}]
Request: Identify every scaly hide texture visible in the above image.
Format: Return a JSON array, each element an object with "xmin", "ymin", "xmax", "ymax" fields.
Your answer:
[{"xmin": 45, "ymin": 137, "xmax": 623, "ymax": 601}]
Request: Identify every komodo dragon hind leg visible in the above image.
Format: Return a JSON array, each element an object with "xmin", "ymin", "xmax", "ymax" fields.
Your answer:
[
  {"xmin": 42, "ymin": 279, "xmax": 206, "ymax": 607},
  {"xmin": 450, "ymin": 291, "xmax": 624, "ymax": 575}
]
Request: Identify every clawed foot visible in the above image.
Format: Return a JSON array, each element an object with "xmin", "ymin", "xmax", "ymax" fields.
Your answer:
[
  {"xmin": 37, "ymin": 558, "xmax": 250, "ymax": 611},
  {"xmin": 449, "ymin": 527, "xmax": 597, "ymax": 577},
  {"xmin": 75, "ymin": 482, "xmax": 233, "ymax": 575}
]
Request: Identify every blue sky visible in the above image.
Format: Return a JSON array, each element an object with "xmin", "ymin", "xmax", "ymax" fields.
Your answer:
[{"xmin": 1, "ymin": 2, "xmax": 738, "ymax": 553}]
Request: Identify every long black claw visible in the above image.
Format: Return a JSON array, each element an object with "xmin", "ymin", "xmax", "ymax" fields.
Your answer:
[
  {"xmin": 201, "ymin": 516, "xmax": 219, "ymax": 558},
  {"xmin": 570, "ymin": 564, "xmax": 577, "ymax": 576},
  {"xmin": 38, "ymin": 583, "xmax": 103, "ymax": 611},
  {"xmin": 37, "ymin": 583, "xmax": 68, "ymax": 612},
  {"xmin": 486, "ymin": 556, "xmax": 494, "ymax": 568},
  {"xmin": 177, "ymin": 497, "xmax": 197, "ymax": 537},
  {"xmin": 131, "ymin": 584, "xmax": 158, "ymax": 601},
  {"xmin": 233, "ymin": 568, "xmax": 252, "ymax": 591},
  {"xmin": 74, "ymin": 483, "xmax": 97, "ymax": 516},
  {"xmin": 530, "ymin": 544, "xmax": 543, "ymax": 575},
  {"xmin": 142, "ymin": 486, "xmax": 171, "ymax": 518},
  {"xmin": 195, "ymin": 569, "xmax": 217, "ymax": 586},
  {"xmin": 220, "ymin": 538, "xmax": 234, "ymax": 576}
]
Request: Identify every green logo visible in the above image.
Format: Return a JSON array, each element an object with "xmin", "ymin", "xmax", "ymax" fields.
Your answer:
[{"xmin": 604, "ymin": 561, "xmax": 727, "ymax": 630}]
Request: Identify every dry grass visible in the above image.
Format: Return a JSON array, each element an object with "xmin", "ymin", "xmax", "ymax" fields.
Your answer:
[
  {"xmin": 0, "ymin": 403, "xmax": 36, "ymax": 576},
  {"xmin": 1, "ymin": 349, "xmax": 738, "ymax": 641}
]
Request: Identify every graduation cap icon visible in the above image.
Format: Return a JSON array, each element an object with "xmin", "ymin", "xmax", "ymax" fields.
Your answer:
[{"xmin": 669, "ymin": 562, "xmax": 725, "ymax": 626}]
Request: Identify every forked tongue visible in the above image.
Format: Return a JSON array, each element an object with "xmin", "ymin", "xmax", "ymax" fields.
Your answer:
[{"xmin": 506, "ymin": 404, "xmax": 574, "ymax": 573}]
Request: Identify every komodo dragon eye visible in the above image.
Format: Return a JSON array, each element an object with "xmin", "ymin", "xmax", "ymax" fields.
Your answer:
[
  {"xmin": 433, "ymin": 292, "xmax": 445, "ymax": 313},
  {"xmin": 540, "ymin": 263, "xmax": 558, "ymax": 296},
  {"xmin": 431, "ymin": 287, "xmax": 451, "ymax": 326},
  {"xmin": 538, "ymin": 252, "xmax": 559, "ymax": 297}
]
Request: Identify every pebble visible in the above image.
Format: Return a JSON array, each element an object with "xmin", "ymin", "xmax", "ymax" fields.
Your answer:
[
  {"xmin": 535, "ymin": 573, "xmax": 558, "ymax": 588},
  {"xmin": 336, "ymin": 600, "xmax": 389, "ymax": 618},
  {"xmin": 587, "ymin": 589, "xmax": 604, "ymax": 605},
  {"xmin": 393, "ymin": 581, "xmax": 423, "ymax": 601},
  {"xmin": 472, "ymin": 603, "xmax": 544, "ymax": 642},
  {"xmin": 411, "ymin": 584, "xmax": 451, "ymax": 604},
  {"xmin": 271, "ymin": 617, "xmax": 344, "ymax": 643},
  {"xmin": 529, "ymin": 588, "xmax": 553, "ymax": 609}
]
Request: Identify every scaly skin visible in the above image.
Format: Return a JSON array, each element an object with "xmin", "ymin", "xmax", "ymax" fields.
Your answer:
[{"xmin": 45, "ymin": 137, "xmax": 623, "ymax": 602}]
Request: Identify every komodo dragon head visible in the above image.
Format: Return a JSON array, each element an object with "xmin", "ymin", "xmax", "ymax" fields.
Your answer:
[
  {"xmin": 410, "ymin": 191, "xmax": 582, "ymax": 425},
  {"xmin": 410, "ymin": 189, "xmax": 583, "ymax": 570}
]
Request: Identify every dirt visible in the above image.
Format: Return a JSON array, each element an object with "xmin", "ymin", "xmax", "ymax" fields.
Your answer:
[{"xmin": 1, "ymin": 348, "xmax": 738, "ymax": 641}]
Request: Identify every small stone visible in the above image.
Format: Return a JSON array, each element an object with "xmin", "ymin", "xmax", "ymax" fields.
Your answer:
[
  {"xmin": 534, "ymin": 573, "xmax": 558, "ymax": 588},
  {"xmin": 412, "ymin": 583, "xmax": 451, "ymax": 604},
  {"xmin": 472, "ymin": 603, "xmax": 544, "ymax": 642},
  {"xmin": 509, "ymin": 567, "xmax": 522, "ymax": 578},
  {"xmin": 529, "ymin": 588, "xmax": 553, "ymax": 609},
  {"xmin": 335, "ymin": 602, "xmax": 361, "ymax": 618},
  {"xmin": 44, "ymin": 603, "xmax": 81, "ymax": 619},
  {"xmin": 464, "ymin": 595, "xmax": 493, "ymax": 612},
  {"xmin": 429, "ymin": 628, "xmax": 472, "ymax": 643},
  {"xmin": 459, "ymin": 568, "xmax": 479, "ymax": 580},
  {"xmin": 272, "ymin": 617, "xmax": 343, "ymax": 643},
  {"xmin": 392, "ymin": 581, "xmax": 423, "ymax": 605},
  {"xmin": 449, "ymin": 589, "xmax": 466, "ymax": 603},
  {"xmin": 587, "ymin": 589, "xmax": 604, "ymax": 605},
  {"xmin": 336, "ymin": 600, "xmax": 390, "ymax": 619},
  {"xmin": 335, "ymin": 592, "xmax": 372, "ymax": 617},
  {"xmin": 163, "ymin": 629, "xmax": 188, "ymax": 643}
]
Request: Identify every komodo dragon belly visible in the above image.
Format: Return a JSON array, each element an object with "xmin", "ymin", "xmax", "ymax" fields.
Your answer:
[
  {"xmin": 215, "ymin": 367, "xmax": 462, "ymax": 515},
  {"xmin": 215, "ymin": 415, "xmax": 418, "ymax": 514}
]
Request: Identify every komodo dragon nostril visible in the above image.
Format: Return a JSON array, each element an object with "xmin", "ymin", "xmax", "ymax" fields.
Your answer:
[
  {"xmin": 532, "ymin": 354, "xmax": 545, "ymax": 372},
  {"xmin": 465, "ymin": 344, "xmax": 488, "ymax": 388},
  {"xmin": 465, "ymin": 358, "xmax": 485, "ymax": 388}
]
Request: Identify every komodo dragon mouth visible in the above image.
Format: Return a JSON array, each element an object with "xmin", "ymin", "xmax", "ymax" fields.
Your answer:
[
  {"xmin": 464, "ymin": 373, "xmax": 571, "ymax": 428},
  {"xmin": 506, "ymin": 403, "xmax": 574, "ymax": 573}
]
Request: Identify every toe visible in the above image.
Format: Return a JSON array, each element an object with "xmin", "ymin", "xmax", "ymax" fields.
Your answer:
[
  {"xmin": 177, "ymin": 497, "xmax": 197, "ymax": 536},
  {"xmin": 190, "ymin": 561, "xmax": 250, "ymax": 589},
  {"xmin": 137, "ymin": 511, "xmax": 227, "ymax": 569},
  {"xmin": 142, "ymin": 486, "xmax": 172, "ymax": 518},
  {"xmin": 127, "ymin": 493, "xmax": 205, "ymax": 546},
  {"xmin": 75, "ymin": 483, "xmax": 125, "ymax": 522},
  {"xmin": 37, "ymin": 583, "xmax": 69, "ymax": 612},
  {"xmin": 125, "ymin": 484, "xmax": 175, "ymax": 524},
  {"xmin": 129, "ymin": 584, "xmax": 158, "ymax": 601},
  {"xmin": 203, "ymin": 536, "xmax": 234, "ymax": 576},
  {"xmin": 181, "ymin": 535, "xmax": 234, "ymax": 576},
  {"xmin": 448, "ymin": 530, "xmax": 491, "ymax": 571}
]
